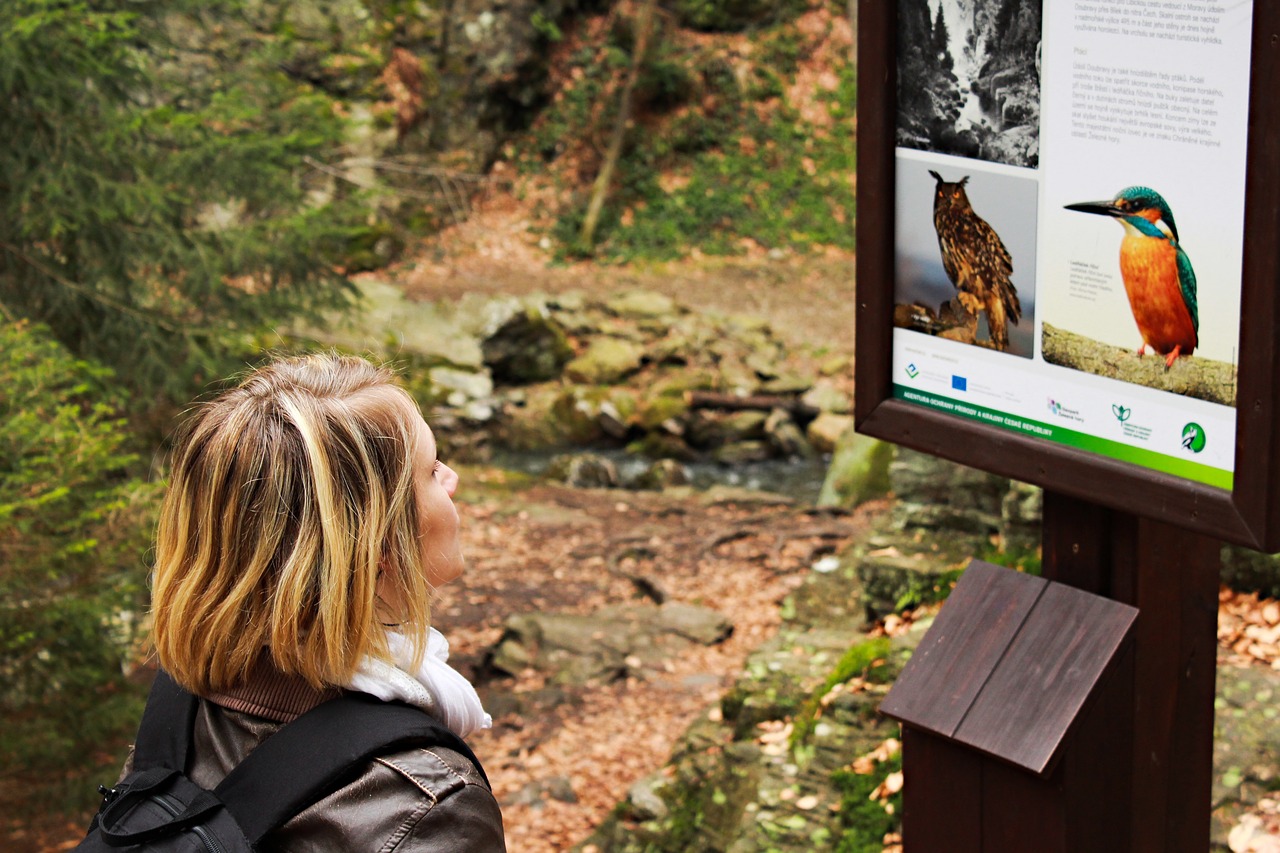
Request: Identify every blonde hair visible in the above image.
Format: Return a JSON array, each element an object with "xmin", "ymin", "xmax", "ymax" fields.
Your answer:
[{"xmin": 151, "ymin": 354, "xmax": 431, "ymax": 694}]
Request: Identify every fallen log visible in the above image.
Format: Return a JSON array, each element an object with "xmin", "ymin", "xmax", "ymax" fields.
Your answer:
[{"xmin": 684, "ymin": 390, "xmax": 820, "ymax": 420}]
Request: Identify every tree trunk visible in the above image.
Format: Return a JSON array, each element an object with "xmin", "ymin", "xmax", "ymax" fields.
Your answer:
[{"xmin": 579, "ymin": 0, "xmax": 658, "ymax": 247}]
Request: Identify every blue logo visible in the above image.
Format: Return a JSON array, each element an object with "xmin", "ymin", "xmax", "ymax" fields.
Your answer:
[
  {"xmin": 905, "ymin": 363, "xmax": 919, "ymax": 379},
  {"xmin": 951, "ymin": 375, "xmax": 967, "ymax": 391}
]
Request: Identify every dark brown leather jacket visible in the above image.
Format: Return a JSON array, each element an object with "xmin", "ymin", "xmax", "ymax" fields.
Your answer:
[{"xmin": 122, "ymin": 666, "xmax": 506, "ymax": 852}]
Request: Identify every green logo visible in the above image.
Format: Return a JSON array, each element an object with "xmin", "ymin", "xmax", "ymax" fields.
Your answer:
[
  {"xmin": 1181, "ymin": 422, "xmax": 1206, "ymax": 453},
  {"xmin": 905, "ymin": 363, "xmax": 919, "ymax": 379},
  {"xmin": 1112, "ymin": 404, "xmax": 1131, "ymax": 422}
]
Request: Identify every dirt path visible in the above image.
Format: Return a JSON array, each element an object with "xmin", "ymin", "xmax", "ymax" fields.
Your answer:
[
  {"xmin": 394, "ymin": 195, "xmax": 860, "ymax": 354},
  {"xmin": 439, "ymin": 477, "xmax": 886, "ymax": 852}
]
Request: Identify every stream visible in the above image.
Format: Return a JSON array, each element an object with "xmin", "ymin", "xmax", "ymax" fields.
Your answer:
[{"xmin": 489, "ymin": 448, "xmax": 833, "ymax": 504}]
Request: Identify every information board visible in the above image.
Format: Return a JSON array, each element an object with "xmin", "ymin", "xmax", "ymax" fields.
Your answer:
[
  {"xmin": 855, "ymin": 0, "xmax": 1280, "ymax": 548},
  {"xmin": 889, "ymin": 0, "xmax": 1252, "ymax": 491}
]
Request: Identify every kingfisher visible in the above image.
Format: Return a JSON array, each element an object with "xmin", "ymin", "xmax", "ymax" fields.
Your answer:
[
  {"xmin": 1065, "ymin": 186, "xmax": 1198, "ymax": 368},
  {"xmin": 928, "ymin": 171, "xmax": 1022, "ymax": 351}
]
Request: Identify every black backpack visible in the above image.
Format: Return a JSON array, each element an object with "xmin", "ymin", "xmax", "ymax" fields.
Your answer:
[{"xmin": 78, "ymin": 671, "xmax": 488, "ymax": 851}]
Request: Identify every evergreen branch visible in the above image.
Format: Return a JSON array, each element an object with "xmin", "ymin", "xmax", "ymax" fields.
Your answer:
[{"xmin": 0, "ymin": 241, "xmax": 183, "ymax": 333}]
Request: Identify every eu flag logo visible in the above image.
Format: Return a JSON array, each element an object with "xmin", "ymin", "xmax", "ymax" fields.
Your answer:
[{"xmin": 951, "ymin": 375, "xmax": 967, "ymax": 391}]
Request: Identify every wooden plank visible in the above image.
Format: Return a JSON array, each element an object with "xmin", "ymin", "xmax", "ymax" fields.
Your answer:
[
  {"xmin": 880, "ymin": 561, "xmax": 1044, "ymax": 737},
  {"xmin": 902, "ymin": 729, "xmax": 982, "ymax": 853},
  {"xmin": 1040, "ymin": 490, "xmax": 1114, "ymax": 595},
  {"xmin": 1044, "ymin": 491, "xmax": 1134, "ymax": 853},
  {"xmin": 954, "ymin": 583, "xmax": 1138, "ymax": 774},
  {"xmin": 981, "ymin": 759, "xmax": 1065, "ymax": 853},
  {"xmin": 1063, "ymin": 641, "xmax": 1136, "ymax": 853},
  {"xmin": 1124, "ymin": 518, "xmax": 1220, "ymax": 853},
  {"xmin": 1237, "ymin": 2, "xmax": 1280, "ymax": 550}
]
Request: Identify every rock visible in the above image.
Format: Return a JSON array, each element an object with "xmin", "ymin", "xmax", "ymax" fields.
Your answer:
[
  {"xmin": 626, "ymin": 775, "xmax": 670, "ymax": 821},
  {"xmin": 1221, "ymin": 545, "xmax": 1280, "ymax": 599},
  {"xmin": 631, "ymin": 459, "xmax": 692, "ymax": 490},
  {"xmin": 713, "ymin": 440, "xmax": 773, "ymax": 466},
  {"xmin": 508, "ymin": 775, "xmax": 578, "ymax": 807},
  {"xmin": 800, "ymin": 381, "xmax": 852, "ymax": 414},
  {"xmin": 721, "ymin": 411, "xmax": 769, "ymax": 443},
  {"xmin": 698, "ymin": 485, "xmax": 794, "ymax": 507},
  {"xmin": 759, "ymin": 373, "xmax": 811, "ymax": 394},
  {"xmin": 289, "ymin": 278, "xmax": 483, "ymax": 368},
  {"xmin": 564, "ymin": 338, "xmax": 646, "ymax": 384},
  {"xmin": 486, "ymin": 602, "xmax": 736, "ymax": 687},
  {"xmin": 819, "ymin": 355, "xmax": 851, "ymax": 377},
  {"xmin": 488, "ymin": 612, "xmax": 629, "ymax": 684},
  {"xmin": 550, "ymin": 386, "xmax": 627, "ymax": 445},
  {"xmin": 598, "ymin": 397, "xmax": 634, "ymax": 440},
  {"xmin": 765, "ymin": 409, "xmax": 815, "ymax": 459},
  {"xmin": 635, "ymin": 394, "xmax": 690, "ymax": 434},
  {"xmin": 657, "ymin": 602, "xmax": 733, "ymax": 645},
  {"xmin": 428, "ymin": 366, "xmax": 494, "ymax": 404},
  {"xmin": 889, "ymin": 449, "xmax": 1007, "ymax": 534},
  {"xmin": 545, "ymin": 453, "xmax": 620, "ymax": 489},
  {"xmin": 999, "ymin": 480, "xmax": 1042, "ymax": 555},
  {"xmin": 628, "ymin": 433, "xmax": 698, "ymax": 462},
  {"xmin": 606, "ymin": 290, "xmax": 678, "ymax": 319},
  {"xmin": 817, "ymin": 431, "xmax": 894, "ymax": 508},
  {"xmin": 480, "ymin": 304, "xmax": 573, "ymax": 384},
  {"xmin": 806, "ymin": 412, "xmax": 855, "ymax": 454}
]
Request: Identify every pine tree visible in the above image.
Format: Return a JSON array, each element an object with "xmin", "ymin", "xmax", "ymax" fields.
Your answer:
[
  {"xmin": 0, "ymin": 0, "xmax": 363, "ymax": 396},
  {"xmin": 932, "ymin": 5, "xmax": 953, "ymax": 72}
]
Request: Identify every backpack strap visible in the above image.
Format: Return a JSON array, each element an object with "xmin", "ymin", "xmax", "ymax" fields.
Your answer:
[
  {"xmin": 214, "ymin": 690, "xmax": 490, "ymax": 844},
  {"xmin": 131, "ymin": 670, "xmax": 199, "ymax": 772}
]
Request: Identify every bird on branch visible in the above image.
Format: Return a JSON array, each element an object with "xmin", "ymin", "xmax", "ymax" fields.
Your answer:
[
  {"xmin": 1065, "ymin": 186, "xmax": 1198, "ymax": 368},
  {"xmin": 928, "ymin": 170, "xmax": 1022, "ymax": 351}
]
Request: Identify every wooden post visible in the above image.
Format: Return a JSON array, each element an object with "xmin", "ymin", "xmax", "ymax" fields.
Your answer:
[{"xmin": 1041, "ymin": 490, "xmax": 1220, "ymax": 852}]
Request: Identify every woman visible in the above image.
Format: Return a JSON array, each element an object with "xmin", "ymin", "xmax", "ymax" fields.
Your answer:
[{"xmin": 147, "ymin": 353, "xmax": 505, "ymax": 850}]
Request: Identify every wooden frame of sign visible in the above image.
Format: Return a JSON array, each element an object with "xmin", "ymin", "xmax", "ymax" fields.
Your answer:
[{"xmin": 854, "ymin": 1, "xmax": 1280, "ymax": 552}]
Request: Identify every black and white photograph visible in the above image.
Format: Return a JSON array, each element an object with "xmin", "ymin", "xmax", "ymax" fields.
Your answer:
[{"xmin": 896, "ymin": 0, "xmax": 1043, "ymax": 169}]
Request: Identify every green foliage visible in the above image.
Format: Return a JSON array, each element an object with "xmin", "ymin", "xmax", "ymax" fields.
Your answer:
[
  {"xmin": 790, "ymin": 638, "xmax": 893, "ymax": 749},
  {"xmin": 532, "ymin": 10, "xmax": 564, "ymax": 42},
  {"xmin": 0, "ymin": 323, "xmax": 158, "ymax": 813},
  {"xmin": 670, "ymin": 0, "xmax": 808, "ymax": 32},
  {"xmin": 0, "ymin": 0, "xmax": 363, "ymax": 397},
  {"xmin": 893, "ymin": 566, "xmax": 965, "ymax": 612},
  {"xmin": 831, "ymin": 752, "xmax": 903, "ymax": 852},
  {"xmin": 977, "ymin": 542, "xmax": 1043, "ymax": 576},
  {"xmin": 531, "ymin": 16, "xmax": 858, "ymax": 263}
]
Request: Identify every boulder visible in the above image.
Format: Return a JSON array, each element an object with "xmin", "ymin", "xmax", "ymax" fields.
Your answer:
[
  {"xmin": 800, "ymin": 380, "xmax": 852, "ymax": 414},
  {"xmin": 606, "ymin": 290, "xmax": 678, "ymax": 320},
  {"xmin": 713, "ymin": 440, "xmax": 773, "ymax": 466},
  {"xmin": 806, "ymin": 412, "xmax": 855, "ymax": 454},
  {"xmin": 817, "ymin": 431, "xmax": 894, "ymax": 508},
  {"xmin": 428, "ymin": 366, "xmax": 494, "ymax": 406},
  {"xmin": 631, "ymin": 459, "xmax": 692, "ymax": 490},
  {"xmin": 546, "ymin": 453, "xmax": 620, "ymax": 489},
  {"xmin": 564, "ymin": 338, "xmax": 646, "ymax": 384},
  {"xmin": 765, "ymin": 409, "xmax": 815, "ymax": 459},
  {"xmin": 485, "ymin": 603, "xmax": 736, "ymax": 686},
  {"xmin": 480, "ymin": 304, "xmax": 573, "ymax": 384},
  {"xmin": 656, "ymin": 601, "xmax": 732, "ymax": 645}
]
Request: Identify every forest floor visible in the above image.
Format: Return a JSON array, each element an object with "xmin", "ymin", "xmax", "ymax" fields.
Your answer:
[{"xmin": 21, "ymin": 201, "xmax": 1280, "ymax": 852}]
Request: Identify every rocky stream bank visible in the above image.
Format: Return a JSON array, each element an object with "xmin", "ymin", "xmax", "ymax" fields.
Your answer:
[{"xmin": 275, "ymin": 282, "xmax": 1280, "ymax": 852}]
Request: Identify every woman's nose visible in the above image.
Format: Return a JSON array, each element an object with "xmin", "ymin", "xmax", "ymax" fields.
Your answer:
[{"xmin": 440, "ymin": 463, "xmax": 459, "ymax": 497}]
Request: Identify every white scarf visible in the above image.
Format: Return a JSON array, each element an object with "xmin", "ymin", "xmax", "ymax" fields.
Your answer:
[{"xmin": 346, "ymin": 628, "xmax": 492, "ymax": 739}]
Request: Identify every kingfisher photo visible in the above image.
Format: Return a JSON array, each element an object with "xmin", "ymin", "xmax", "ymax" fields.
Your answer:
[
  {"xmin": 894, "ymin": 163, "xmax": 1037, "ymax": 358},
  {"xmin": 896, "ymin": 0, "xmax": 1042, "ymax": 169},
  {"xmin": 1042, "ymin": 186, "xmax": 1238, "ymax": 407}
]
